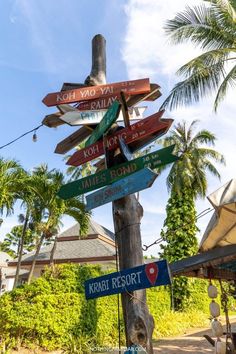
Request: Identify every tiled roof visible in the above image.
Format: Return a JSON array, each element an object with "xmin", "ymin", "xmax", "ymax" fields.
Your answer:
[
  {"xmin": 0, "ymin": 252, "xmax": 12, "ymax": 266},
  {"xmin": 19, "ymin": 238, "xmax": 115, "ymax": 264},
  {"xmin": 58, "ymin": 218, "xmax": 115, "ymax": 241}
]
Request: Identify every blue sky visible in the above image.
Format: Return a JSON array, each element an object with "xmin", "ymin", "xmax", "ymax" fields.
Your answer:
[{"xmin": 0, "ymin": 0, "xmax": 235, "ymax": 256}]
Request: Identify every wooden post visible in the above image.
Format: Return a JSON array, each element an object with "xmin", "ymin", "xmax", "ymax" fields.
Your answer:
[{"xmin": 87, "ymin": 34, "xmax": 154, "ymax": 353}]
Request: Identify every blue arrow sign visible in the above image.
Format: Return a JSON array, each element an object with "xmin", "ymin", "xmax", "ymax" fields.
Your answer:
[
  {"xmin": 86, "ymin": 168, "xmax": 158, "ymax": 210},
  {"xmin": 85, "ymin": 260, "xmax": 171, "ymax": 300}
]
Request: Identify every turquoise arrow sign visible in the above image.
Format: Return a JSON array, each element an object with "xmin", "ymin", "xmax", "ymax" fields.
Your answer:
[
  {"xmin": 85, "ymin": 100, "xmax": 121, "ymax": 147},
  {"xmin": 86, "ymin": 168, "xmax": 158, "ymax": 210},
  {"xmin": 58, "ymin": 145, "xmax": 178, "ymax": 200}
]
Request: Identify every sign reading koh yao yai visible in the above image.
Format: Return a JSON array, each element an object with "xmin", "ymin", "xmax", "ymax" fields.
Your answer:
[{"xmin": 85, "ymin": 260, "xmax": 171, "ymax": 300}]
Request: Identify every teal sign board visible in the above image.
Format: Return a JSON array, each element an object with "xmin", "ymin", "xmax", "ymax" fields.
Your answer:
[
  {"xmin": 58, "ymin": 145, "xmax": 178, "ymax": 200},
  {"xmin": 85, "ymin": 101, "xmax": 121, "ymax": 147},
  {"xmin": 86, "ymin": 168, "xmax": 158, "ymax": 210}
]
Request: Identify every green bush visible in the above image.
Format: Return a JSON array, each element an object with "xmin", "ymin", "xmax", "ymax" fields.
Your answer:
[{"xmin": 0, "ymin": 264, "xmax": 218, "ymax": 351}]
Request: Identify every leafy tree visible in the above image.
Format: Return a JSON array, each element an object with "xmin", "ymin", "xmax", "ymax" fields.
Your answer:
[
  {"xmin": 160, "ymin": 120, "xmax": 225, "ymax": 310},
  {"xmin": 0, "ymin": 158, "xmax": 25, "ymax": 216},
  {"xmin": 161, "ymin": 0, "xmax": 236, "ymax": 112},
  {"xmin": 0, "ymin": 225, "xmax": 35, "ymax": 258},
  {"xmin": 26, "ymin": 165, "xmax": 90, "ymax": 284}
]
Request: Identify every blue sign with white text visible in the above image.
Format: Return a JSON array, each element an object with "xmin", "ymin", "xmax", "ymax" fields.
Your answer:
[{"xmin": 85, "ymin": 260, "xmax": 171, "ymax": 300}]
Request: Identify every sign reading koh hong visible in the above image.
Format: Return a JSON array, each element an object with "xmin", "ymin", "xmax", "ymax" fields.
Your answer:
[{"xmin": 85, "ymin": 260, "xmax": 171, "ymax": 300}]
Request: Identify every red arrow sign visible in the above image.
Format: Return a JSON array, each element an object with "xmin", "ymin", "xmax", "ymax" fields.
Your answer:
[
  {"xmin": 42, "ymin": 78, "xmax": 151, "ymax": 107},
  {"xmin": 66, "ymin": 110, "xmax": 173, "ymax": 167}
]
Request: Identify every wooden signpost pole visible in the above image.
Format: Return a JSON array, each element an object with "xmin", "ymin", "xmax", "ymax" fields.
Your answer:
[{"xmin": 88, "ymin": 35, "xmax": 154, "ymax": 353}]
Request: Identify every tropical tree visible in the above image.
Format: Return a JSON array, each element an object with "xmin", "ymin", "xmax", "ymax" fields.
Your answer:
[
  {"xmin": 161, "ymin": 0, "xmax": 236, "ymax": 112},
  {"xmin": 26, "ymin": 165, "xmax": 90, "ymax": 284},
  {"xmin": 0, "ymin": 158, "xmax": 25, "ymax": 216},
  {"xmin": 159, "ymin": 120, "xmax": 225, "ymax": 310},
  {"xmin": 0, "ymin": 224, "xmax": 35, "ymax": 258}
]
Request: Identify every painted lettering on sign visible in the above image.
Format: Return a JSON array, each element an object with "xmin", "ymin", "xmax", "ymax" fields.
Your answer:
[
  {"xmin": 58, "ymin": 145, "xmax": 178, "ymax": 200},
  {"xmin": 86, "ymin": 168, "xmax": 158, "ymax": 210},
  {"xmin": 67, "ymin": 110, "xmax": 173, "ymax": 166},
  {"xmin": 42, "ymin": 78, "xmax": 151, "ymax": 107},
  {"xmin": 85, "ymin": 260, "xmax": 171, "ymax": 299}
]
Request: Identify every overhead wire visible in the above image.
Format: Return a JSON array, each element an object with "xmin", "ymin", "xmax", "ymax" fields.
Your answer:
[
  {"xmin": 0, "ymin": 124, "xmax": 43, "ymax": 150},
  {"xmin": 142, "ymin": 207, "xmax": 214, "ymax": 251}
]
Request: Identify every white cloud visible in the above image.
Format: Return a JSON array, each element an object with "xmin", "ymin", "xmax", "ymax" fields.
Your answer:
[
  {"xmin": 122, "ymin": 0, "xmax": 236, "ymax": 250},
  {"xmin": 122, "ymin": 0, "xmax": 202, "ymax": 81}
]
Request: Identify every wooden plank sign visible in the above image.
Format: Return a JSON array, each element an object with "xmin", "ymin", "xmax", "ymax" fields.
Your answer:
[
  {"xmin": 42, "ymin": 83, "xmax": 161, "ymax": 128},
  {"xmin": 85, "ymin": 101, "xmax": 121, "ymax": 147},
  {"xmin": 86, "ymin": 168, "xmax": 158, "ymax": 210},
  {"xmin": 54, "ymin": 126, "xmax": 95, "ymax": 155},
  {"xmin": 58, "ymin": 145, "xmax": 178, "ymax": 199},
  {"xmin": 66, "ymin": 110, "xmax": 172, "ymax": 163},
  {"xmin": 85, "ymin": 260, "xmax": 171, "ymax": 299},
  {"xmin": 42, "ymin": 78, "xmax": 151, "ymax": 107},
  {"xmin": 59, "ymin": 106, "xmax": 147, "ymax": 126}
]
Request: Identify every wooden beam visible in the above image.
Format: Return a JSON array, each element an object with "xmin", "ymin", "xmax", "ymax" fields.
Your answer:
[{"xmin": 54, "ymin": 126, "xmax": 96, "ymax": 154}]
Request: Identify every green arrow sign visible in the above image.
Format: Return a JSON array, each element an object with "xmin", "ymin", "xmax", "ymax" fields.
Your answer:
[
  {"xmin": 85, "ymin": 101, "xmax": 121, "ymax": 147},
  {"xmin": 58, "ymin": 145, "xmax": 178, "ymax": 200}
]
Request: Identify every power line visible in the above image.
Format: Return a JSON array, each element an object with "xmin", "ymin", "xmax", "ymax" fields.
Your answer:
[
  {"xmin": 0, "ymin": 124, "xmax": 43, "ymax": 150},
  {"xmin": 142, "ymin": 207, "xmax": 214, "ymax": 251}
]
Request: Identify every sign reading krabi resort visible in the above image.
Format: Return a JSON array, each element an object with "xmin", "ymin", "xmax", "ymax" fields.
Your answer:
[{"xmin": 85, "ymin": 260, "xmax": 171, "ymax": 299}]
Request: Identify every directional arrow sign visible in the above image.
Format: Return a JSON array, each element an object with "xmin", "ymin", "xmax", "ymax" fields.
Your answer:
[
  {"xmin": 85, "ymin": 260, "xmax": 171, "ymax": 300},
  {"xmin": 59, "ymin": 106, "xmax": 147, "ymax": 126},
  {"xmin": 66, "ymin": 110, "xmax": 172, "ymax": 164},
  {"xmin": 42, "ymin": 83, "xmax": 160, "ymax": 128},
  {"xmin": 86, "ymin": 168, "xmax": 158, "ymax": 210},
  {"xmin": 85, "ymin": 101, "xmax": 121, "ymax": 147},
  {"xmin": 42, "ymin": 78, "xmax": 151, "ymax": 107},
  {"xmin": 58, "ymin": 145, "xmax": 178, "ymax": 199}
]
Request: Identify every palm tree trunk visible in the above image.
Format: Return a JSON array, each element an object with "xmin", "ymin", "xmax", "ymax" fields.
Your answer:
[
  {"xmin": 27, "ymin": 233, "xmax": 44, "ymax": 284},
  {"xmin": 13, "ymin": 209, "xmax": 29, "ymax": 288},
  {"xmin": 49, "ymin": 236, "xmax": 58, "ymax": 266}
]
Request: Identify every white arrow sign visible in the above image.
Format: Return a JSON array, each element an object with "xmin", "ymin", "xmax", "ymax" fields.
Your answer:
[{"xmin": 59, "ymin": 106, "xmax": 147, "ymax": 126}]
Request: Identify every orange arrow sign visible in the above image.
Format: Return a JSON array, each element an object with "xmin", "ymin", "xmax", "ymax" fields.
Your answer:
[
  {"xmin": 42, "ymin": 78, "xmax": 151, "ymax": 107},
  {"xmin": 67, "ymin": 111, "xmax": 173, "ymax": 167}
]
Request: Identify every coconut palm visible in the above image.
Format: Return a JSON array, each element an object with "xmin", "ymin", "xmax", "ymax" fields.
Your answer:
[
  {"xmin": 161, "ymin": 0, "xmax": 236, "ymax": 112},
  {"xmin": 160, "ymin": 120, "xmax": 225, "ymax": 196},
  {"xmin": 159, "ymin": 120, "xmax": 225, "ymax": 310},
  {"xmin": 0, "ymin": 158, "xmax": 25, "ymax": 216},
  {"xmin": 26, "ymin": 165, "xmax": 90, "ymax": 284}
]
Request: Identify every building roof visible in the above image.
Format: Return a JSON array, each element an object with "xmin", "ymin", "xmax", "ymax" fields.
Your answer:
[
  {"xmin": 9, "ymin": 219, "xmax": 116, "ymax": 266},
  {"xmin": 0, "ymin": 252, "xmax": 12, "ymax": 266},
  {"xmin": 58, "ymin": 219, "xmax": 115, "ymax": 241}
]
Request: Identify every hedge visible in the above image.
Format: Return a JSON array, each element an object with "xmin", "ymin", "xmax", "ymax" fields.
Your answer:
[{"xmin": 0, "ymin": 264, "xmax": 212, "ymax": 352}]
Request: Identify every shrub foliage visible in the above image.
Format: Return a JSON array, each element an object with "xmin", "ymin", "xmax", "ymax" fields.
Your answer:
[{"xmin": 0, "ymin": 264, "xmax": 210, "ymax": 351}]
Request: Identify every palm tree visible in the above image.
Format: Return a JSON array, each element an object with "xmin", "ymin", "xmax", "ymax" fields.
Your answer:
[
  {"xmin": 161, "ymin": 0, "xmax": 236, "ymax": 112},
  {"xmin": 0, "ymin": 158, "xmax": 25, "ymax": 216},
  {"xmin": 26, "ymin": 165, "xmax": 90, "ymax": 284},
  {"xmin": 159, "ymin": 120, "xmax": 225, "ymax": 310},
  {"xmin": 160, "ymin": 120, "xmax": 225, "ymax": 196}
]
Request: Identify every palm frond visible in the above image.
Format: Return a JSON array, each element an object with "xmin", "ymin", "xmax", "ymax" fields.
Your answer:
[
  {"xmin": 166, "ymin": 3, "xmax": 235, "ymax": 49},
  {"xmin": 190, "ymin": 130, "xmax": 217, "ymax": 146},
  {"xmin": 160, "ymin": 60, "xmax": 226, "ymax": 111},
  {"xmin": 214, "ymin": 63, "xmax": 236, "ymax": 110}
]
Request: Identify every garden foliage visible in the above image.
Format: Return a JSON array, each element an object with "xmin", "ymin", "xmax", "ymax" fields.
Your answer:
[{"xmin": 0, "ymin": 264, "xmax": 210, "ymax": 352}]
